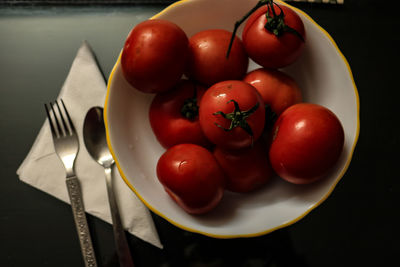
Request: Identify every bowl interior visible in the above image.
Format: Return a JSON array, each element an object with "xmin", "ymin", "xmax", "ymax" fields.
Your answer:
[{"xmin": 105, "ymin": 0, "xmax": 359, "ymax": 237}]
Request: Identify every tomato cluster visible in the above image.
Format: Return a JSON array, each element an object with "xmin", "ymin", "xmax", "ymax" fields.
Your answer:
[{"xmin": 121, "ymin": 1, "xmax": 344, "ymax": 215}]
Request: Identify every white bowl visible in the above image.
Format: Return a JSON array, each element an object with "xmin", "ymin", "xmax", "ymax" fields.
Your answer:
[{"xmin": 105, "ymin": 0, "xmax": 360, "ymax": 238}]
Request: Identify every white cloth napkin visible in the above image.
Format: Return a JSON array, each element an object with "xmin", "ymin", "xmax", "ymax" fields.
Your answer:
[{"xmin": 17, "ymin": 41, "xmax": 162, "ymax": 249}]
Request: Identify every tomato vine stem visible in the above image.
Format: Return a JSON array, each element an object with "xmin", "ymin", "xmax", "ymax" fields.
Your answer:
[{"xmin": 226, "ymin": 0, "xmax": 268, "ymax": 58}]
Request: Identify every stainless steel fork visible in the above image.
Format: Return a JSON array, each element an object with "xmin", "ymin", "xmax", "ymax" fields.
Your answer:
[{"xmin": 45, "ymin": 99, "xmax": 98, "ymax": 267}]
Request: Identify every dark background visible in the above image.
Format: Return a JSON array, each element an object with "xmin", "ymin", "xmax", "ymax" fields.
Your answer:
[{"xmin": 1, "ymin": 0, "xmax": 399, "ymax": 266}]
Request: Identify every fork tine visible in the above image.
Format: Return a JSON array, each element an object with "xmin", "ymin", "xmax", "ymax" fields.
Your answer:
[
  {"xmin": 55, "ymin": 100, "xmax": 71, "ymax": 136},
  {"xmin": 50, "ymin": 101, "xmax": 64, "ymax": 137},
  {"xmin": 60, "ymin": 99, "xmax": 76, "ymax": 134},
  {"xmin": 44, "ymin": 103, "xmax": 58, "ymax": 138}
]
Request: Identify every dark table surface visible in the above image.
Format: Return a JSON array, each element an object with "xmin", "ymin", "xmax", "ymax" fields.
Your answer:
[{"xmin": 1, "ymin": 0, "xmax": 399, "ymax": 266}]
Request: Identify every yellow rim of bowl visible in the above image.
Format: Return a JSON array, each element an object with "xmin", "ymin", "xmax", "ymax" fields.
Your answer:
[{"xmin": 104, "ymin": 0, "xmax": 360, "ymax": 238}]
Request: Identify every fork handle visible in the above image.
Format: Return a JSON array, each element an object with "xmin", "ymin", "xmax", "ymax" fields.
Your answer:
[{"xmin": 66, "ymin": 176, "xmax": 98, "ymax": 267}]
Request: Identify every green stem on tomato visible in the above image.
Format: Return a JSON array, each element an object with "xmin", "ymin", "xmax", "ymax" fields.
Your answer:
[
  {"xmin": 265, "ymin": 3, "xmax": 304, "ymax": 41},
  {"xmin": 180, "ymin": 83, "xmax": 199, "ymax": 120},
  {"xmin": 269, "ymin": 1, "xmax": 278, "ymax": 17},
  {"xmin": 226, "ymin": 0, "xmax": 304, "ymax": 59},
  {"xmin": 213, "ymin": 99, "xmax": 259, "ymax": 145}
]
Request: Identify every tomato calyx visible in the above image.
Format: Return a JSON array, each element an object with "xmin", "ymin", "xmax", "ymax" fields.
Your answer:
[
  {"xmin": 213, "ymin": 99, "xmax": 259, "ymax": 138},
  {"xmin": 180, "ymin": 84, "xmax": 199, "ymax": 120},
  {"xmin": 226, "ymin": 0, "xmax": 304, "ymax": 58},
  {"xmin": 264, "ymin": 4, "xmax": 304, "ymax": 41}
]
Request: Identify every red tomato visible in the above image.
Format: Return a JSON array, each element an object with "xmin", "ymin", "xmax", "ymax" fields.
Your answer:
[
  {"xmin": 213, "ymin": 141, "xmax": 274, "ymax": 193},
  {"xmin": 149, "ymin": 80, "xmax": 211, "ymax": 148},
  {"xmin": 269, "ymin": 103, "xmax": 345, "ymax": 184},
  {"xmin": 243, "ymin": 68, "xmax": 302, "ymax": 116},
  {"xmin": 199, "ymin": 80, "xmax": 265, "ymax": 150},
  {"xmin": 242, "ymin": 4, "xmax": 305, "ymax": 68},
  {"xmin": 121, "ymin": 19, "xmax": 188, "ymax": 93},
  {"xmin": 156, "ymin": 144, "xmax": 226, "ymax": 215},
  {"xmin": 186, "ymin": 29, "xmax": 249, "ymax": 86}
]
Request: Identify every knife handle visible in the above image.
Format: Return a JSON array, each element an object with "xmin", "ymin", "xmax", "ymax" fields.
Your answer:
[{"xmin": 66, "ymin": 176, "xmax": 98, "ymax": 267}]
